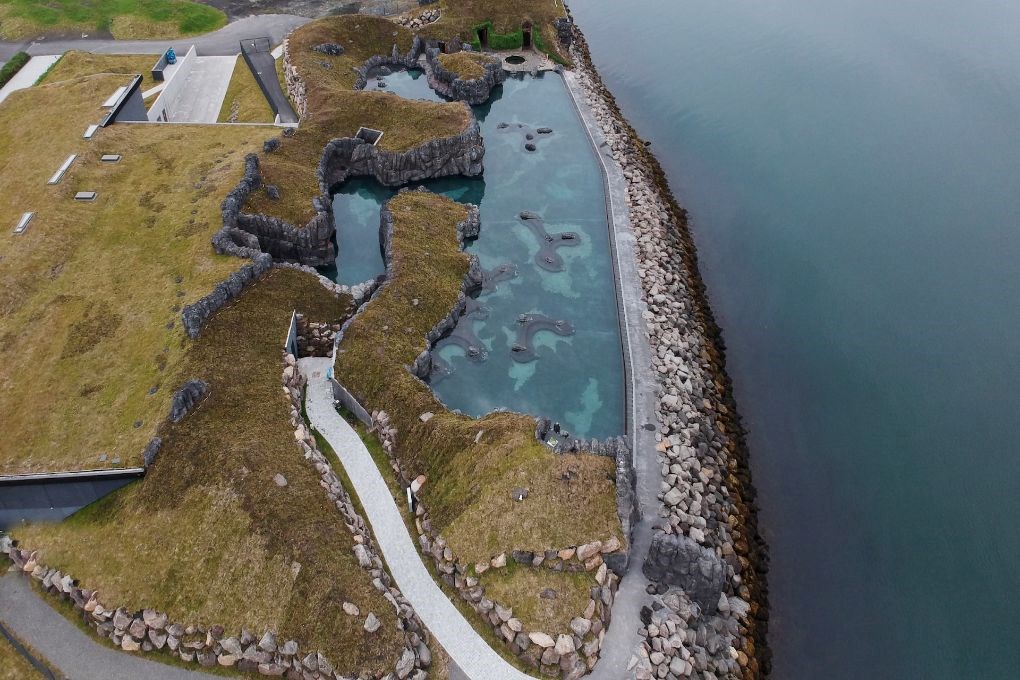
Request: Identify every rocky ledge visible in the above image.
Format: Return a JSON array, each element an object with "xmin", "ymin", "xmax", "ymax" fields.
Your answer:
[
  {"xmin": 565, "ymin": 13, "xmax": 770, "ymax": 680},
  {"xmin": 220, "ymin": 117, "xmax": 482, "ymax": 268},
  {"xmin": 423, "ymin": 48, "xmax": 506, "ymax": 105}
]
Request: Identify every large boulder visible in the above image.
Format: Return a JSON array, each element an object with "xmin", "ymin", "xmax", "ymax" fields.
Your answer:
[{"xmin": 642, "ymin": 532, "xmax": 727, "ymax": 612}]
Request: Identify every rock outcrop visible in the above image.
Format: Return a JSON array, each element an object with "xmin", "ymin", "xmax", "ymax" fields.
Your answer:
[{"xmin": 423, "ymin": 48, "xmax": 506, "ymax": 105}]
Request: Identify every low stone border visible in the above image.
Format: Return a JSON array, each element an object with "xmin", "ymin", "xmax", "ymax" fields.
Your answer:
[{"xmin": 396, "ymin": 8, "xmax": 441, "ymax": 32}]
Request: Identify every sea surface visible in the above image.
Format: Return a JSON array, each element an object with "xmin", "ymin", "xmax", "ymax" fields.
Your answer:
[{"xmin": 568, "ymin": 0, "xmax": 1020, "ymax": 677}]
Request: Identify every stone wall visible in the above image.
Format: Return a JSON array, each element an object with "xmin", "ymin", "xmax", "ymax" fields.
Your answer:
[
  {"xmin": 181, "ymin": 249, "xmax": 273, "ymax": 338},
  {"xmin": 221, "ymin": 153, "xmax": 336, "ymax": 267},
  {"xmin": 422, "ymin": 48, "xmax": 506, "ymax": 105},
  {"xmin": 295, "ymin": 314, "xmax": 338, "ymax": 357},
  {"xmin": 396, "ymin": 8, "xmax": 441, "ymax": 32},
  {"xmin": 0, "ymin": 532, "xmax": 421, "ymax": 679},
  {"xmin": 140, "ymin": 378, "xmax": 210, "ymax": 468},
  {"xmin": 351, "ymin": 39, "xmax": 426, "ymax": 91},
  {"xmin": 282, "ymin": 38, "xmax": 307, "ymax": 118}
]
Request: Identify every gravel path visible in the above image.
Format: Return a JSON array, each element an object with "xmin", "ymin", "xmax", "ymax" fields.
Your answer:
[
  {"xmin": 298, "ymin": 357, "xmax": 536, "ymax": 680},
  {"xmin": 0, "ymin": 571, "xmax": 219, "ymax": 680},
  {"xmin": 0, "ymin": 14, "xmax": 310, "ymax": 61}
]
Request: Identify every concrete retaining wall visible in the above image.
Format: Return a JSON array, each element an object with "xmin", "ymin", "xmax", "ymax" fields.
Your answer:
[{"xmin": 147, "ymin": 46, "xmax": 197, "ymax": 122}]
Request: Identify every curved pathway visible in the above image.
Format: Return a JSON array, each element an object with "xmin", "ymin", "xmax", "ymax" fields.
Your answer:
[
  {"xmin": 0, "ymin": 14, "xmax": 310, "ymax": 61},
  {"xmin": 0, "ymin": 571, "xmax": 219, "ymax": 679},
  {"xmin": 299, "ymin": 357, "xmax": 535, "ymax": 680}
]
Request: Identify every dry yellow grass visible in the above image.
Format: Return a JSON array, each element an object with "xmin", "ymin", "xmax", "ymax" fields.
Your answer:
[
  {"xmin": 481, "ymin": 566, "xmax": 595, "ymax": 633},
  {"xmin": 217, "ymin": 56, "xmax": 275, "ymax": 123},
  {"xmin": 437, "ymin": 51, "xmax": 491, "ymax": 79},
  {"xmin": 14, "ymin": 268, "xmax": 405, "ymax": 673},
  {"xmin": 108, "ymin": 16, "xmax": 180, "ymax": 40},
  {"xmin": 39, "ymin": 51, "xmax": 157, "ymax": 90},
  {"xmin": 0, "ymin": 631, "xmax": 45, "ymax": 680},
  {"xmin": 0, "ymin": 73, "xmax": 264, "ymax": 473}
]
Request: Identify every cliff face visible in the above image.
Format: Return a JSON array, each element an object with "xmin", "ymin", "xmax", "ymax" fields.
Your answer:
[
  {"xmin": 317, "ymin": 118, "xmax": 484, "ymax": 191},
  {"xmin": 423, "ymin": 47, "xmax": 506, "ymax": 105}
]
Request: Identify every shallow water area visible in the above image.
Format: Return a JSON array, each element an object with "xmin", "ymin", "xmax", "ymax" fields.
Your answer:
[
  {"xmin": 325, "ymin": 70, "xmax": 625, "ymax": 439},
  {"xmin": 366, "ymin": 65, "xmax": 446, "ymax": 102}
]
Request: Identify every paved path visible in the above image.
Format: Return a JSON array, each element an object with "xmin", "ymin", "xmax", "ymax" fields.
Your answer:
[
  {"xmin": 0, "ymin": 571, "xmax": 219, "ymax": 680},
  {"xmin": 0, "ymin": 14, "xmax": 310, "ymax": 61},
  {"xmin": 0, "ymin": 54, "xmax": 60, "ymax": 104},
  {"xmin": 169, "ymin": 55, "xmax": 236, "ymax": 122},
  {"xmin": 298, "ymin": 357, "xmax": 536, "ymax": 680}
]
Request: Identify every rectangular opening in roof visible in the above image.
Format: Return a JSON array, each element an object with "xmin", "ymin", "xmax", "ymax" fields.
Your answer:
[
  {"xmin": 48, "ymin": 154, "xmax": 77, "ymax": 185},
  {"xmin": 356, "ymin": 127, "xmax": 384, "ymax": 146},
  {"xmin": 12, "ymin": 212, "xmax": 33, "ymax": 235},
  {"xmin": 74, "ymin": 191, "xmax": 97, "ymax": 201},
  {"xmin": 101, "ymin": 154, "xmax": 122, "ymax": 163},
  {"xmin": 83, "ymin": 125, "xmax": 99, "ymax": 139}
]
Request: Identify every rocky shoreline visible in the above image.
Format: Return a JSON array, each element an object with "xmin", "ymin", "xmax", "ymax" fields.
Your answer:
[{"xmin": 563, "ymin": 16, "xmax": 770, "ymax": 679}]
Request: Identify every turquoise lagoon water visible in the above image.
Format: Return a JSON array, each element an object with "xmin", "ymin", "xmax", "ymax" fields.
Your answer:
[
  {"xmin": 325, "ymin": 73, "xmax": 625, "ymax": 439},
  {"xmin": 568, "ymin": 0, "xmax": 1020, "ymax": 677}
]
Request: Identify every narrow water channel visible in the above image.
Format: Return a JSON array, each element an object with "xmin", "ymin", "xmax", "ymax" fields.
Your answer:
[{"xmin": 323, "ymin": 71, "xmax": 625, "ymax": 439}]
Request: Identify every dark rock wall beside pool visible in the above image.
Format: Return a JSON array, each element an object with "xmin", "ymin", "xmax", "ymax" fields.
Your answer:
[{"xmin": 423, "ymin": 47, "xmax": 506, "ymax": 105}]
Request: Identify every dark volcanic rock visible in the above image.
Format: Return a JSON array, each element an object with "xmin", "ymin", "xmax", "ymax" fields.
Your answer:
[{"xmin": 312, "ymin": 43, "xmax": 344, "ymax": 56}]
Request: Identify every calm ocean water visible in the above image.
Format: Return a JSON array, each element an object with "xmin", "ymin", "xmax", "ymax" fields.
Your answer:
[{"xmin": 568, "ymin": 0, "xmax": 1020, "ymax": 677}]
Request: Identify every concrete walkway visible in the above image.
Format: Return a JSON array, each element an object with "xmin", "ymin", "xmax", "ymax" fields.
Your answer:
[
  {"xmin": 0, "ymin": 14, "xmax": 310, "ymax": 60},
  {"xmin": 168, "ymin": 55, "xmax": 236, "ymax": 122},
  {"xmin": 298, "ymin": 357, "xmax": 535, "ymax": 680},
  {"xmin": 0, "ymin": 55, "xmax": 60, "ymax": 104},
  {"xmin": 0, "ymin": 571, "xmax": 219, "ymax": 679}
]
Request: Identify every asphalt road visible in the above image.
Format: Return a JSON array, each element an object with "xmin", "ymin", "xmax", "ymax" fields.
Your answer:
[{"xmin": 0, "ymin": 14, "xmax": 310, "ymax": 60}]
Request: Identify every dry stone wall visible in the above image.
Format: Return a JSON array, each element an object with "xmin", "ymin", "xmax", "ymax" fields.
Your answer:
[{"xmin": 0, "ymin": 354, "xmax": 433, "ymax": 680}]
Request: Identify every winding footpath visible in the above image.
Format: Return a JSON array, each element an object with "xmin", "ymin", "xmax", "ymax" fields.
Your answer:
[{"xmin": 299, "ymin": 357, "xmax": 535, "ymax": 680}]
